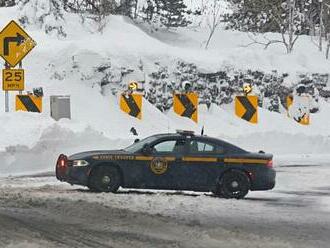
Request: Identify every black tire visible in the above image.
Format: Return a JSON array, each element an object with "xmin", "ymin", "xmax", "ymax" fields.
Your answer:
[
  {"xmin": 219, "ymin": 170, "xmax": 250, "ymax": 199},
  {"xmin": 89, "ymin": 166, "xmax": 121, "ymax": 193},
  {"xmin": 211, "ymin": 185, "xmax": 223, "ymax": 197}
]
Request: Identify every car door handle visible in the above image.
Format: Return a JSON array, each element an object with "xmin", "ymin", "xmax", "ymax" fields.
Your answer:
[{"xmin": 175, "ymin": 157, "xmax": 182, "ymax": 162}]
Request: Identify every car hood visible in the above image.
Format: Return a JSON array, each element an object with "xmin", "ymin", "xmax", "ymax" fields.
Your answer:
[{"xmin": 68, "ymin": 150, "xmax": 127, "ymax": 160}]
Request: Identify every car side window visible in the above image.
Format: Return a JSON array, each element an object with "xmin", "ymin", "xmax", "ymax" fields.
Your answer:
[
  {"xmin": 153, "ymin": 140, "xmax": 176, "ymax": 152},
  {"xmin": 153, "ymin": 139, "xmax": 186, "ymax": 153},
  {"xmin": 189, "ymin": 140, "xmax": 224, "ymax": 154}
]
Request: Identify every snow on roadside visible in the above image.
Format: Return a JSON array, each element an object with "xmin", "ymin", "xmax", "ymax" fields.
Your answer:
[
  {"xmin": 0, "ymin": 124, "xmax": 132, "ymax": 176},
  {"xmin": 1, "ymin": 100, "xmax": 330, "ymax": 176}
]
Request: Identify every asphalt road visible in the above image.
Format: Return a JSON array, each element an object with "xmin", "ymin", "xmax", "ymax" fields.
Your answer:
[{"xmin": 0, "ymin": 164, "xmax": 330, "ymax": 248}]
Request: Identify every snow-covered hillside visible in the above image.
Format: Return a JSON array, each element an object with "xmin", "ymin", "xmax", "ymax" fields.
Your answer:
[{"xmin": 0, "ymin": 4, "xmax": 330, "ymax": 176}]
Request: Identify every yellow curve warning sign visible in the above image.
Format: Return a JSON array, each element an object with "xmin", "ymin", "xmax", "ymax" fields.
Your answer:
[
  {"xmin": 287, "ymin": 95, "xmax": 310, "ymax": 125},
  {"xmin": 0, "ymin": 20, "xmax": 36, "ymax": 67},
  {"xmin": 235, "ymin": 95, "xmax": 258, "ymax": 124},
  {"xmin": 120, "ymin": 93, "xmax": 142, "ymax": 119},
  {"xmin": 16, "ymin": 95, "xmax": 42, "ymax": 113},
  {"xmin": 173, "ymin": 93, "xmax": 198, "ymax": 123}
]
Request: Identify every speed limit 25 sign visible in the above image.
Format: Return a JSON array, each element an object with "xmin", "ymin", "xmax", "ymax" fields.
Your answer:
[{"xmin": 2, "ymin": 69, "xmax": 24, "ymax": 91}]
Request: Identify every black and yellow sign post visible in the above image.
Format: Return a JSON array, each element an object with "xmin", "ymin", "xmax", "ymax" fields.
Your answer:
[
  {"xmin": 173, "ymin": 93, "xmax": 198, "ymax": 123},
  {"xmin": 16, "ymin": 94, "xmax": 42, "ymax": 113},
  {"xmin": 235, "ymin": 95, "xmax": 258, "ymax": 124},
  {"xmin": 120, "ymin": 93, "xmax": 142, "ymax": 119},
  {"xmin": 0, "ymin": 20, "xmax": 36, "ymax": 112},
  {"xmin": 286, "ymin": 95, "xmax": 310, "ymax": 125}
]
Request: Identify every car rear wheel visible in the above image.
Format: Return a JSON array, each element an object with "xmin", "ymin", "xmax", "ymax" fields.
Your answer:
[
  {"xmin": 89, "ymin": 166, "xmax": 121, "ymax": 193},
  {"xmin": 211, "ymin": 187, "xmax": 223, "ymax": 197},
  {"xmin": 219, "ymin": 170, "xmax": 250, "ymax": 199}
]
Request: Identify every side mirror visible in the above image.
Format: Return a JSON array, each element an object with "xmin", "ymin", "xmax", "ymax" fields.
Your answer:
[{"xmin": 142, "ymin": 143, "xmax": 152, "ymax": 155}]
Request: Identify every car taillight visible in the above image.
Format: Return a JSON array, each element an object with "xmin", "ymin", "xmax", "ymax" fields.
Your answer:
[
  {"xmin": 57, "ymin": 154, "xmax": 68, "ymax": 168},
  {"xmin": 266, "ymin": 160, "xmax": 273, "ymax": 168},
  {"xmin": 60, "ymin": 158, "xmax": 66, "ymax": 167},
  {"xmin": 56, "ymin": 154, "xmax": 68, "ymax": 180}
]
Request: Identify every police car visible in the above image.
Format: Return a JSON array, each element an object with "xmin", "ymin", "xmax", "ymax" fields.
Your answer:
[{"xmin": 56, "ymin": 131, "xmax": 275, "ymax": 199}]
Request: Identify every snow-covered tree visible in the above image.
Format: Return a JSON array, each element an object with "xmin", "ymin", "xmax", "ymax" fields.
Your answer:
[
  {"xmin": 18, "ymin": 0, "xmax": 67, "ymax": 38},
  {"xmin": 225, "ymin": 0, "xmax": 314, "ymax": 53},
  {"xmin": 63, "ymin": 0, "xmax": 118, "ymax": 15},
  {"xmin": 117, "ymin": 0, "xmax": 137, "ymax": 18},
  {"xmin": 142, "ymin": 0, "xmax": 155, "ymax": 21},
  {"xmin": 158, "ymin": 0, "xmax": 191, "ymax": 28}
]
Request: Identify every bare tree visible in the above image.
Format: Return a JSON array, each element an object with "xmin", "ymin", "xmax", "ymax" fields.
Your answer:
[
  {"xmin": 266, "ymin": 0, "xmax": 301, "ymax": 53},
  {"xmin": 205, "ymin": 0, "xmax": 222, "ymax": 49},
  {"xmin": 326, "ymin": 34, "xmax": 330, "ymax": 59},
  {"xmin": 241, "ymin": 0, "xmax": 304, "ymax": 54},
  {"xmin": 324, "ymin": 2, "xmax": 330, "ymax": 59},
  {"xmin": 286, "ymin": 0, "xmax": 299, "ymax": 53},
  {"xmin": 319, "ymin": 0, "xmax": 324, "ymax": 52},
  {"xmin": 307, "ymin": 1, "xmax": 324, "ymax": 52}
]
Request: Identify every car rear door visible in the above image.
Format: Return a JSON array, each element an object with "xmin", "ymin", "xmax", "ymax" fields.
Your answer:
[{"xmin": 178, "ymin": 138, "xmax": 226, "ymax": 191}]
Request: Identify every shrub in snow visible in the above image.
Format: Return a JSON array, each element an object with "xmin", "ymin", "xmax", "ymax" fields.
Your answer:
[
  {"xmin": 0, "ymin": 0, "xmax": 16, "ymax": 7},
  {"xmin": 47, "ymin": 55, "xmax": 327, "ymax": 113},
  {"xmin": 18, "ymin": 0, "xmax": 67, "ymax": 38}
]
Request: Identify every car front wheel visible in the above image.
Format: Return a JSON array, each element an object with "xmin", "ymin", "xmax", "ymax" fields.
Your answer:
[
  {"xmin": 219, "ymin": 170, "xmax": 250, "ymax": 199},
  {"xmin": 89, "ymin": 166, "xmax": 121, "ymax": 193}
]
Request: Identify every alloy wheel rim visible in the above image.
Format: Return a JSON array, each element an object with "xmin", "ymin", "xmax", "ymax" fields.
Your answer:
[
  {"xmin": 231, "ymin": 181, "xmax": 239, "ymax": 188},
  {"xmin": 102, "ymin": 175, "xmax": 111, "ymax": 185}
]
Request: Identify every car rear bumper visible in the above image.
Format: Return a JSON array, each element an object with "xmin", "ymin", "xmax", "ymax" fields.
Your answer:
[
  {"xmin": 250, "ymin": 168, "xmax": 276, "ymax": 191},
  {"xmin": 56, "ymin": 156, "xmax": 89, "ymax": 186},
  {"xmin": 56, "ymin": 167, "xmax": 89, "ymax": 186}
]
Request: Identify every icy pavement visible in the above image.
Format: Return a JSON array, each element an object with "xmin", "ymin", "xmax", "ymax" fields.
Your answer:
[{"xmin": 0, "ymin": 162, "xmax": 330, "ymax": 248}]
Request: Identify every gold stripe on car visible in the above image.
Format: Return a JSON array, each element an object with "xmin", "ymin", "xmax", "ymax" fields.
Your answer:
[
  {"xmin": 224, "ymin": 158, "xmax": 268, "ymax": 164},
  {"xmin": 182, "ymin": 157, "xmax": 218, "ymax": 162}
]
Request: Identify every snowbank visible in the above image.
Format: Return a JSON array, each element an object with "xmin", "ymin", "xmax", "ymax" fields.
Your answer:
[{"xmin": 1, "ymin": 5, "xmax": 330, "ymax": 176}]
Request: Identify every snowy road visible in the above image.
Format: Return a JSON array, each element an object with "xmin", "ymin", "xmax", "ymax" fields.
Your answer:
[{"xmin": 1, "ymin": 163, "xmax": 330, "ymax": 248}]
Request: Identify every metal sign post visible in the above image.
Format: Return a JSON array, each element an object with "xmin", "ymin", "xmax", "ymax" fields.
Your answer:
[
  {"xmin": 4, "ymin": 62, "xmax": 9, "ymax": 112},
  {"xmin": 19, "ymin": 61, "xmax": 22, "ymax": 95},
  {"xmin": 5, "ymin": 91, "xmax": 9, "ymax": 112}
]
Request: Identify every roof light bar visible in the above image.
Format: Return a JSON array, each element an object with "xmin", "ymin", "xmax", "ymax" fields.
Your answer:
[{"xmin": 176, "ymin": 130, "xmax": 195, "ymax": 135}]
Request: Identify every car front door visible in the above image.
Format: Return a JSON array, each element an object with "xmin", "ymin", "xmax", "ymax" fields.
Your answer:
[{"xmin": 145, "ymin": 138, "xmax": 187, "ymax": 189}]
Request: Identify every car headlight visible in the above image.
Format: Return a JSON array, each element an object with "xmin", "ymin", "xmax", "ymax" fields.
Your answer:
[{"xmin": 72, "ymin": 160, "xmax": 89, "ymax": 167}]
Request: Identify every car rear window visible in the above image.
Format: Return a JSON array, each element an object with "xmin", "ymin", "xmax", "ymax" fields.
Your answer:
[{"xmin": 189, "ymin": 140, "xmax": 224, "ymax": 154}]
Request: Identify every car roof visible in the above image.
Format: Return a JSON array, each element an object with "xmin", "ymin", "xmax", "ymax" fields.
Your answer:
[
  {"xmin": 150, "ymin": 132, "xmax": 228, "ymax": 144},
  {"xmin": 148, "ymin": 133, "xmax": 246, "ymax": 153}
]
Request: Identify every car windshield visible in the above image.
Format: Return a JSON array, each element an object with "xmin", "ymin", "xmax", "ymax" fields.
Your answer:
[{"xmin": 124, "ymin": 136, "xmax": 159, "ymax": 153}]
